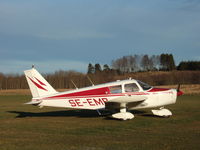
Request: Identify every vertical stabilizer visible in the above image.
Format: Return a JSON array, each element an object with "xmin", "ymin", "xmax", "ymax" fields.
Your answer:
[{"xmin": 24, "ymin": 68, "xmax": 57, "ymax": 98}]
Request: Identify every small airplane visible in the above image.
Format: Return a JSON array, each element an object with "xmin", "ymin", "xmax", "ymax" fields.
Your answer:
[{"xmin": 24, "ymin": 67, "xmax": 183, "ymax": 120}]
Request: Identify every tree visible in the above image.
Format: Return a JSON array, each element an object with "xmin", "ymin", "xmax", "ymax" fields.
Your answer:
[
  {"xmin": 103, "ymin": 64, "xmax": 110, "ymax": 72},
  {"xmin": 177, "ymin": 61, "xmax": 200, "ymax": 70},
  {"xmin": 160, "ymin": 53, "xmax": 167, "ymax": 70},
  {"xmin": 87, "ymin": 63, "xmax": 95, "ymax": 74},
  {"xmin": 168, "ymin": 54, "xmax": 176, "ymax": 70},
  {"xmin": 141, "ymin": 55, "xmax": 153, "ymax": 71},
  {"xmin": 112, "ymin": 58, "xmax": 122, "ymax": 73},
  {"xmin": 160, "ymin": 53, "xmax": 175, "ymax": 71},
  {"xmin": 151, "ymin": 55, "xmax": 160, "ymax": 70},
  {"xmin": 127, "ymin": 55, "xmax": 137, "ymax": 72},
  {"xmin": 94, "ymin": 64, "xmax": 102, "ymax": 74}
]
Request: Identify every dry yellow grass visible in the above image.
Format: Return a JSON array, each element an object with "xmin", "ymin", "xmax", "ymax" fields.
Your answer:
[
  {"xmin": 0, "ymin": 89, "xmax": 31, "ymax": 95},
  {"xmin": 0, "ymin": 84, "xmax": 199, "ymax": 95},
  {"xmin": 157, "ymin": 84, "xmax": 200, "ymax": 95}
]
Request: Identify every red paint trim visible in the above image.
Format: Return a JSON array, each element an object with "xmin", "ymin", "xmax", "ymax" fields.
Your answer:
[
  {"xmin": 28, "ymin": 77, "xmax": 47, "ymax": 91},
  {"xmin": 148, "ymin": 88, "xmax": 169, "ymax": 92},
  {"xmin": 43, "ymin": 94, "xmax": 123, "ymax": 100},
  {"xmin": 34, "ymin": 77, "xmax": 46, "ymax": 86},
  {"xmin": 125, "ymin": 92, "xmax": 149, "ymax": 95},
  {"xmin": 48, "ymin": 87, "xmax": 110, "ymax": 98},
  {"xmin": 43, "ymin": 92, "xmax": 149, "ymax": 100}
]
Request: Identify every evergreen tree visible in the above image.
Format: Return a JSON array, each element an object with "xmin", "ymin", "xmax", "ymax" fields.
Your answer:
[
  {"xmin": 177, "ymin": 61, "xmax": 200, "ymax": 70},
  {"xmin": 103, "ymin": 64, "xmax": 110, "ymax": 72},
  {"xmin": 94, "ymin": 64, "xmax": 102, "ymax": 73},
  {"xmin": 160, "ymin": 53, "xmax": 175, "ymax": 71},
  {"xmin": 160, "ymin": 53, "xmax": 167, "ymax": 70},
  {"xmin": 87, "ymin": 63, "xmax": 95, "ymax": 74},
  {"xmin": 168, "ymin": 54, "xmax": 176, "ymax": 70}
]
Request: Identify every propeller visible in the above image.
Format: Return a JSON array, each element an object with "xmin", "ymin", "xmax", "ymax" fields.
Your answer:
[{"xmin": 177, "ymin": 84, "xmax": 183, "ymax": 96}]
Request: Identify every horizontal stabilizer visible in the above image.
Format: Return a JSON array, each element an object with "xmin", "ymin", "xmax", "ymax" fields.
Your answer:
[{"xmin": 25, "ymin": 100, "xmax": 41, "ymax": 105}]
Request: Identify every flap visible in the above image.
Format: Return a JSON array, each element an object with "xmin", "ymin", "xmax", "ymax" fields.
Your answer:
[
  {"xmin": 105, "ymin": 95, "xmax": 146, "ymax": 110},
  {"xmin": 24, "ymin": 100, "xmax": 41, "ymax": 105}
]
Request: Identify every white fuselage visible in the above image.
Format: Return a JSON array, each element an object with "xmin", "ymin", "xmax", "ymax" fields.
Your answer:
[
  {"xmin": 34, "ymin": 79, "xmax": 177, "ymax": 110},
  {"xmin": 25, "ymin": 68, "xmax": 181, "ymax": 120}
]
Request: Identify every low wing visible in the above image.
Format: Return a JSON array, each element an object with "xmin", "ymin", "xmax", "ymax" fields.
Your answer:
[
  {"xmin": 108, "ymin": 95, "xmax": 147, "ymax": 103},
  {"xmin": 105, "ymin": 95, "xmax": 146, "ymax": 110},
  {"xmin": 25, "ymin": 100, "xmax": 41, "ymax": 105}
]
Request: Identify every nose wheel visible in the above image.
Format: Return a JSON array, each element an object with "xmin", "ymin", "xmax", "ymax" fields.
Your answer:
[{"xmin": 151, "ymin": 107, "xmax": 172, "ymax": 117}]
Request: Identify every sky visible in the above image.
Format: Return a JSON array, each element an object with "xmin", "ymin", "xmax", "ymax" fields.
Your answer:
[{"xmin": 0, "ymin": 0, "xmax": 200, "ymax": 74}]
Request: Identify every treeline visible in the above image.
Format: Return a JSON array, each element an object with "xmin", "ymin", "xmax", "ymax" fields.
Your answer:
[
  {"xmin": 0, "ymin": 71, "xmax": 87, "ymax": 90},
  {"xmin": 0, "ymin": 69, "xmax": 118, "ymax": 89},
  {"xmin": 115, "ymin": 71, "xmax": 200, "ymax": 86},
  {"xmin": 0, "ymin": 73, "xmax": 28, "ymax": 89},
  {"xmin": 87, "ymin": 54, "xmax": 199, "ymax": 74},
  {"xmin": 0, "ymin": 70, "xmax": 199, "ymax": 90},
  {"xmin": 177, "ymin": 61, "xmax": 200, "ymax": 71},
  {"xmin": 111, "ymin": 54, "xmax": 176, "ymax": 73},
  {"xmin": 0, "ymin": 53, "xmax": 199, "ymax": 90}
]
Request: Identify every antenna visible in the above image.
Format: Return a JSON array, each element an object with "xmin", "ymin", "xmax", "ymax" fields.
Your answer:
[
  {"xmin": 71, "ymin": 80, "xmax": 78, "ymax": 89},
  {"xmin": 87, "ymin": 75, "xmax": 94, "ymax": 86}
]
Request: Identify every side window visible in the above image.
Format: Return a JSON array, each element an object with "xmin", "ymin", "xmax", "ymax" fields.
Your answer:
[
  {"xmin": 109, "ymin": 85, "xmax": 122, "ymax": 94},
  {"xmin": 125, "ymin": 83, "xmax": 139, "ymax": 92}
]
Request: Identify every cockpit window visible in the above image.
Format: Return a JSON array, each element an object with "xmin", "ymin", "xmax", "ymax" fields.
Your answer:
[
  {"xmin": 125, "ymin": 83, "xmax": 139, "ymax": 92},
  {"xmin": 137, "ymin": 80, "xmax": 152, "ymax": 90},
  {"xmin": 109, "ymin": 85, "xmax": 122, "ymax": 93}
]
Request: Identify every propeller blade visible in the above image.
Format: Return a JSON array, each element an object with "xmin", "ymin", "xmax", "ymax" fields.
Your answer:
[
  {"xmin": 176, "ymin": 84, "xmax": 183, "ymax": 96},
  {"xmin": 177, "ymin": 84, "xmax": 180, "ymax": 92}
]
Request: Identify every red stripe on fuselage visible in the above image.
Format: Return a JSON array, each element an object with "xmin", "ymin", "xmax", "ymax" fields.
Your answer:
[
  {"xmin": 147, "ymin": 88, "xmax": 169, "ymax": 92},
  {"xmin": 43, "ymin": 94, "xmax": 123, "ymax": 100},
  {"xmin": 48, "ymin": 87, "xmax": 110, "ymax": 98},
  {"xmin": 45, "ymin": 91, "xmax": 149, "ymax": 100}
]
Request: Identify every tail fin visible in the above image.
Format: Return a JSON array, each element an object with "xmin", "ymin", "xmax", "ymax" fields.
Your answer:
[{"xmin": 24, "ymin": 68, "xmax": 57, "ymax": 98}]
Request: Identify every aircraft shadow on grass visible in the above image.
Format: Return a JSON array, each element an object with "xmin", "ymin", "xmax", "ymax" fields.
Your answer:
[
  {"xmin": 8, "ymin": 110, "xmax": 101, "ymax": 118},
  {"xmin": 7, "ymin": 109, "xmax": 159, "ymax": 119}
]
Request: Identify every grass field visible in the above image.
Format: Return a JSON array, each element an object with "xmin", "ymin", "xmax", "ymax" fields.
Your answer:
[{"xmin": 0, "ymin": 94, "xmax": 200, "ymax": 150}]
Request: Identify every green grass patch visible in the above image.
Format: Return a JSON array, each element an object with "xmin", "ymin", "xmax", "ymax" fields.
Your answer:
[{"xmin": 0, "ymin": 95, "xmax": 200, "ymax": 150}]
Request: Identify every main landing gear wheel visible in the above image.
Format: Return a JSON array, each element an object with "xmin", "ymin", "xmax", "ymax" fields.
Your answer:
[{"xmin": 111, "ymin": 103, "xmax": 134, "ymax": 120}]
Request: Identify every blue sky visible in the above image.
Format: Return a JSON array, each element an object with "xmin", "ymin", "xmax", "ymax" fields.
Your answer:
[{"xmin": 0, "ymin": 0, "xmax": 200, "ymax": 73}]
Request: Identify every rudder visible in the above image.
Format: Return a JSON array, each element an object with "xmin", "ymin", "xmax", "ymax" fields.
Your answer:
[{"xmin": 24, "ymin": 68, "xmax": 57, "ymax": 98}]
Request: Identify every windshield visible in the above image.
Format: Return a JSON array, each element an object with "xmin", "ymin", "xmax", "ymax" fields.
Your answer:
[{"xmin": 137, "ymin": 80, "xmax": 152, "ymax": 91}]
